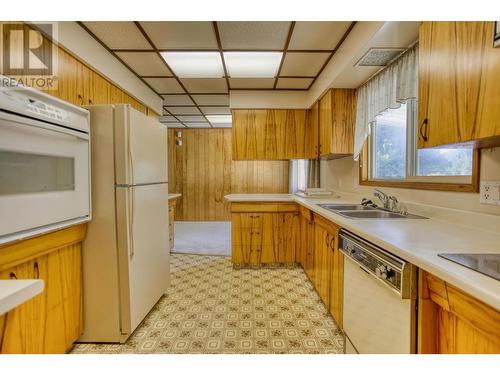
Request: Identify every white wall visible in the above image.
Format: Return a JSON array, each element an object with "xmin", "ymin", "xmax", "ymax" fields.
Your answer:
[{"xmin": 321, "ymin": 147, "xmax": 500, "ymax": 216}]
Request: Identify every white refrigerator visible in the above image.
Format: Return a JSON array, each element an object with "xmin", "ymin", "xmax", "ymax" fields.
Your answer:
[{"xmin": 79, "ymin": 104, "xmax": 170, "ymax": 343}]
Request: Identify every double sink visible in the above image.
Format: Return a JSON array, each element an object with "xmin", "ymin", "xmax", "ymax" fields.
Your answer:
[{"xmin": 317, "ymin": 204, "xmax": 427, "ymax": 219}]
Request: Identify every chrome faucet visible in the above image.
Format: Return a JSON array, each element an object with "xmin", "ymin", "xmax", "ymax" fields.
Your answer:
[
  {"xmin": 373, "ymin": 189, "xmax": 390, "ymax": 209},
  {"xmin": 374, "ymin": 189, "xmax": 401, "ymax": 213}
]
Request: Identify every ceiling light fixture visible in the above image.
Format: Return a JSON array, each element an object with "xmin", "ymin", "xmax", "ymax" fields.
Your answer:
[
  {"xmin": 206, "ymin": 115, "xmax": 232, "ymax": 124},
  {"xmin": 223, "ymin": 52, "xmax": 282, "ymax": 78},
  {"xmin": 160, "ymin": 52, "xmax": 224, "ymax": 78}
]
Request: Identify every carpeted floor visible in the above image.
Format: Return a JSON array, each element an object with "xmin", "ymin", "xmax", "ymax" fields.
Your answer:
[
  {"xmin": 71, "ymin": 254, "xmax": 344, "ymax": 354},
  {"xmin": 172, "ymin": 221, "xmax": 231, "ymax": 256}
]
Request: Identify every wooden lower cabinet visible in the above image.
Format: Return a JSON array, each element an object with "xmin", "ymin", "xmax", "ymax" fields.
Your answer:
[
  {"xmin": 168, "ymin": 198, "xmax": 179, "ymax": 250},
  {"xmin": 0, "ymin": 224, "xmax": 86, "ymax": 354},
  {"xmin": 313, "ymin": 223, "xmax": 332, "ymax": 307},
  {"xmin": 418, "ymin": 270, "xmax": 500, "ymax": 353},
  {"xmin": 298, "ymin": 207, "xmax": 315, "ymax": 282},
  {"xmin": 231, "ymin": 203, "xmax": 300, "ymax": 267}
]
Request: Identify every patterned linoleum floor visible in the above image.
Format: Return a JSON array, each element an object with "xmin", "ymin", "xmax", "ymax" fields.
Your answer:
[{"xmin": 71, "ymin": 254, "xmax": 344, "ymax": 354}]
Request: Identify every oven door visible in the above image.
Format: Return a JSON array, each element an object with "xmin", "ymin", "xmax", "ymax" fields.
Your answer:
[{"xmin": 0, "ymin": 110, "xmax": 90, "ymax": 243}]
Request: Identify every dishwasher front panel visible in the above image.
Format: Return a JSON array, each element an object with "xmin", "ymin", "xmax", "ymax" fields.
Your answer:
[{"xmin": 343, "ymin": 256, "xmax": 416, "ymax": 354}]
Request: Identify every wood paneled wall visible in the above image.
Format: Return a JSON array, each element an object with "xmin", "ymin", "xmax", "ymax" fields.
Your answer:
[
  {"xmin": 168, "ymin": 129, "xmax": 289, "ymax": 221},
  {"xmin": 1, "ymin": 23, "xmax": 158, "ymax": 117}
]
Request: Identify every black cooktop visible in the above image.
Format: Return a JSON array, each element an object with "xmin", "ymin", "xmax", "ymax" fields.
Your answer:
[{"xmin": 438, "ymin": 253, "xmax": 500, "ymax": 282}]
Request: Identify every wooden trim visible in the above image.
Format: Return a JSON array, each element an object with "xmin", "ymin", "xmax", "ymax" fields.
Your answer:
[
  {"xmin": 212, "ymin": 22, "xmax": 231, "ymax": 91},
  {"xmin": 0, "ymin": 224, "xmax": 87, "ymax": 271},
  {"xmin": 273, "ymin": 22, "xmax": 296, "ymax": 89},
  {"xmin": 231, "ymin": 202, "xmax": 299, "ymax": 213},
  {"xmin": 358, "ymin": 142, "xmax": 480, "ymax": 193}
]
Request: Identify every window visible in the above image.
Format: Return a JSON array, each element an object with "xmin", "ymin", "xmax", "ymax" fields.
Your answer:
[{"xmin": 362, "ymin": 99, "xmax": 477, "ymax": 191}]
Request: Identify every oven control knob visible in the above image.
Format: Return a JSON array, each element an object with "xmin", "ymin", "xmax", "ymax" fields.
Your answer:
[{"xmin": 375, "ymin": 265, "xmax": 388, "ymax": 279}]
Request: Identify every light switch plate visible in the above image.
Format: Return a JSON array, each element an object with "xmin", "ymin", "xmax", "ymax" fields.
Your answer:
[{"xmin": 480, "ymin": 181, "xmax": 500, "ymax": 205}]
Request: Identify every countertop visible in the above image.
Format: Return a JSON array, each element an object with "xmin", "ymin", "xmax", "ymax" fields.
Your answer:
[
  {"xmin": 0, "ymin": 279, "xmax": 45, "ymax": 315},
  {"xmin": 225, "ymin": 193, "xmax": 500, "ymax": 310},
  {"xmin": 168, "ymin": 193, "xmax": 181, "ymax": 201}
]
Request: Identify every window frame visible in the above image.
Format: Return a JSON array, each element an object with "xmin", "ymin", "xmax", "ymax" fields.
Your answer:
[{"xmin": 359, "ymin": 100, "xmax": 480, "ymax": 193}]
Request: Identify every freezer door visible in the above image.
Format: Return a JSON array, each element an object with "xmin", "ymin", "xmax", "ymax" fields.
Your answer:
[
  {"xmin": 115, "ymin": 183, "xmax": 170, "ymax": 337},
  {"xmin": 114, "ymin": 105, "xmax": 168, "ymax": 185}
]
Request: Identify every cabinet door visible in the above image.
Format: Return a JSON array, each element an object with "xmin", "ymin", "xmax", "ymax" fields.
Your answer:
[
  {"xmin": 231, "ymin": 213, "xmax": 264, "ymax": 266},
  {"xmin": 329, "ymin": 230, "xmax": 343, "ymax": 328},
  {"xmin": 418, "ymin": 22, "xmax": 500, "ymax": 148},
  {"xmin": 304, "ymin": 220, "xmax": 315, "ymax": 282},
  {"xmin": 313, "ymin": 225, "xmax": 331, "ymax": 307},
  {"xmin": 305, "ymin": 102, "xmax": 319, "ymax": 159},
  {"xmin": 319, "ymin": 90, "xmax": 332, "ymax": 156}
]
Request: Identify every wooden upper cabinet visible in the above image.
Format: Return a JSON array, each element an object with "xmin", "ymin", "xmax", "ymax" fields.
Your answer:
[
  {"xmin": 318, "ymin": 89, "xmax": 357, "ymax": 157},
  {"xmin": 232, "ymin": 109, "xmax": 307, "ymax": 160},
  {"xmin": 305, "ymin": 101, "xmax": 320, "ymax": 159},
  {"xmin": 418, "ymin": 22, "xmax": 500, "ymax": 149}
]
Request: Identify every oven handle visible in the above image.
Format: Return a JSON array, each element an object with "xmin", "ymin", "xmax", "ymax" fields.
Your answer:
[{"xmin": 0, "ymin": 110, "xmax": 89, "ymax": 140}]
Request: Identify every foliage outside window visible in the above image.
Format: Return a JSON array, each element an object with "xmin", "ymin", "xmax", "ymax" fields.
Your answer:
[{"xmin": 362, "ymin": 99, "xmax": 477, "ymax": 191}]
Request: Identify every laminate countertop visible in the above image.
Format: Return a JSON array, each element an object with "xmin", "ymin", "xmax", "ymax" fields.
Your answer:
[
  {"xmin": 225, "ymin": 193, "xmax": 500, "ymax": 310},
  {"xmin": 168, "ymin": 193, "xmax": 181, "ymax": 201},
  {"xmin": 0, "ymin": 279, "xmax": 44, "ymax": 315}
]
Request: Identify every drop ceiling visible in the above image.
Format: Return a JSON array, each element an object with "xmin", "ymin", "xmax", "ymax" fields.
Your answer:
[{"xmin": 79, "ymin": 21, "xmax": 355, "ymax": 128}]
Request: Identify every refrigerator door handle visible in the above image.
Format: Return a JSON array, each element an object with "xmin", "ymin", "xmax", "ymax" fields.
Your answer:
[{"xmin": 128, "ymin": 187, "xmax": 135, "ymax": 260}]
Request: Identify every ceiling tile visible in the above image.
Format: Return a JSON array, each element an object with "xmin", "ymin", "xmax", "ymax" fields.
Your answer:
[
  {"xmin": 275, "ymin": 78, "xmax": 314, "ymax": 89},
  {"xmin": 228, "ymin": 78, "xmax": 275, "ymax": 89},
  {"xmin": 180, "ymin": 78, "xmax": 228, "ymax": 93},
  {"xmin": 82, "ymin": 22, "xmax": 151, "ymax": 49},
  {"xmin": 176, "ymin": 115, "xmax": 207, "ymax": 122},
  {"xmin": 224, "ymin": 52, "xmax": 282, "ymax": 78},
  {"xmin": 115, "ymin": 52, "xmax": 172, "ymax": 76},
  {"xmin": 159, "ymin": 115, "xmax": 178, "ymax": 122},
  {"xmin": 218, "ymin": 21, "xmax": 291, "ymax": 50},
  {"xmin": 192, "ymin": 94, "xmax": 229, "ymax": 106},
  {"xmin": 165, "ymin": 107, "xmax": 202, "ymax": 115},
  {"xmin": 139, "ymin": 22, "xmax": 218, "ymax": 49},
  {"xmin": 200, "ymin": 107, "xmax": 231, "ymax": 115},
  {"xmin": 162, "ymin": 95, "xmax": 194, "ymax": 106},
  {"xmin": 280, "ymin": 52, "xmax": 330, "ymax": 76},
  {"xmin": 161, "ymin": 52, "xmax": 224, "ymax": 78},
  {"xmin": 288, "ymin": 21, "xmax": 353, "ymax": 50},
  {"xmin": 143, "ymin": 78, "xmax": 184, "ymax": 93},
  {"xmin": 185, "ymin": 122, "xmax": 210, "ymax": 128}
]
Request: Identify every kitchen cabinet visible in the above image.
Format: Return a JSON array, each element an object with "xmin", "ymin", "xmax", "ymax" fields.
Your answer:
[
  {"xmin": 231, "ymin": 203, "xmax": 300, "ymax": 267},
  {"xmin": 298, "ymin": 207, "xmax": 315, "ymax": 281},
  {"xmin": 232, "ymin": 109, "xmax": 307, "ymax": 160},
  {"xmin": 418, "ymin": 22, "xmax": 500, "ymax": 149},
  {"xmin": 305, "ymin": 102, "xmax": 320, "ymax": 159},
  {"xmin": 312, "ymin": 213, "xmax": 340, "ymax": 311},
  {"xmin": 318, "ymin": 89, "xmax": 356, "ymax": 157},
  {"xmin": 0, "ymin": 224, "xmax": 86, "ymax": 353},
  {"xmin": 418, "ymin": 270, "xmax": 500, "ymax": 353}
]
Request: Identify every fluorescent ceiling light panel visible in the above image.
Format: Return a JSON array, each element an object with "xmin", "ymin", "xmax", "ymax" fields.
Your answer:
[
  {"xmin": 223, "ymin": 52, "xmax": 282, "ymax": 78},
  {"xmin": 160, "ymin": 52, "xmax": 224, "ymax": 78},
  {"xmin": 206, "ymin": 115, "xmax": 232, "ymax": 124}
]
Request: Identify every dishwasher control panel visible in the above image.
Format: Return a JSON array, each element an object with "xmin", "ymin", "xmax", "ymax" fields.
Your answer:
[{"xmin": 340, "ymin": 230, "xmax": 414, "ymax": 298}]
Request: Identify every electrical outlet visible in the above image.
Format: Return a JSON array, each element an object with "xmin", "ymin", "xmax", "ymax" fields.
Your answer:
[{"xmin": 480, "ymin": 181, "xmax": 500, "ymax": 205}]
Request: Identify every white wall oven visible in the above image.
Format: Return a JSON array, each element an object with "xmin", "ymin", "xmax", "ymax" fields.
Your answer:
[{"xmin": 0, "ymin": 77, "xmax": 90, "ymax": 244}]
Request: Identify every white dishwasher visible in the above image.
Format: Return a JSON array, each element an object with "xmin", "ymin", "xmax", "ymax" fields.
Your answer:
[{"xmin": 340, "ymin": 230, "xmax": 417, "ymax": 354}]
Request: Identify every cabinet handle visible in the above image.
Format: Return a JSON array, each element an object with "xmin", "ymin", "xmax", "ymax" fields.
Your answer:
[
  {"xmin": 249, "ymin": 215, "xmax": 261, "ymax": 219},
  {"xmin": 325, "ymin": 233, "xmax": 330, "ymax": 247},
  {"xmin": 34, "ymin": 261, "xmax": 39, "ymax": 279},
  {"xmin": 330, "ymin": 237, "xmax": 335, "ymax": 251},
  {"xmin": 77, "ymin": 94, "xmax": 84, "ymax": 105},
  {"xmin": 9, "ymin": 272, "xmax": 17, "ymax": 279},
  {"xmin": 419, "ymin": 118, "xmax": 429, "ymax": 142}
]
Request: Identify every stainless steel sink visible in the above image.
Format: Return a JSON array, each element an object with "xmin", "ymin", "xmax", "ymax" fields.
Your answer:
[
  {"xmin": 318, "ymin": 204, "xmax": 376, "ymax": 211},
  {"xmin": 317, "ymin": 203, "xmax": 427, "ymax": 219}
]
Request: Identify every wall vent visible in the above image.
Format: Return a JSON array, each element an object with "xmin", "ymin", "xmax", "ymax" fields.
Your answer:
[{"xmin": 355, "ymin": 48, "xmax": 407, "ymax": 67}]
